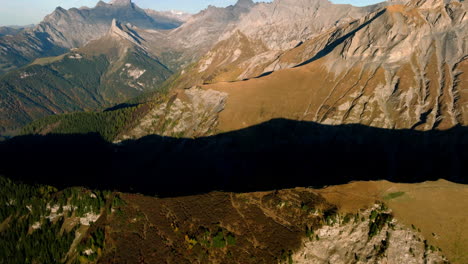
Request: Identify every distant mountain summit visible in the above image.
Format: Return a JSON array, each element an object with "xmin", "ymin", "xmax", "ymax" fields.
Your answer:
[
  {"xmin": 109, "ymin": 0, "xmax": 132, "ymax": 5},
  {"xmin": 0, "ymin": 0, "xmax": 183, "ymax": 76}
]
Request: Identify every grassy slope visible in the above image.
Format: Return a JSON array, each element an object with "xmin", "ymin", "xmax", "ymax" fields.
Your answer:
[
  {"xmin": 317, "ymin": 180, "xmax": 468, "ymax": 263},
  {"xmin": 2, "ymin": 176, "xmax": 457, "ymax": 263}
]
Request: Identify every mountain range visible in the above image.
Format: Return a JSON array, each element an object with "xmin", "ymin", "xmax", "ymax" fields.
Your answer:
[
  {"xmin": 0, "ymin": 0, "xmax": 467, "ymax": 263},
  {"xmin": 1, "ymin": 0, "xmax": 466, "ymax": 138},
  {"xmin": 0, "ymin": 0, "xmax": 187, "ymax": 76}
]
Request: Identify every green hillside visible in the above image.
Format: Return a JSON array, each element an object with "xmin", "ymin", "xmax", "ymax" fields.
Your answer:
[
  {"xmin": 20, "ymin": 101, "xmax": 155, "ymax": 142},
  {"xmin": 0, "ymin": 46, "xmax": 171, "ymax": 136}
]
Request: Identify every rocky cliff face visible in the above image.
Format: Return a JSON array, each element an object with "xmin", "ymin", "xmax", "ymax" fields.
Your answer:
[
  {"xmin": 163, "ymin": 0, "xmax": 256, "ymax": 68},
  {"xmin": 291, "ymin": 204, "xmax": 447, "ymax": 264},
  {"xmin": 119, "ymin": 87, "xmax": 227, "ymax": 140},
  {"xmin": 225, "ymin": 0, "xmax": 381, "ymax": 51},
  {"xmin": 189, "ymin": 0, "xmax": 468, "ymax": 133},
  {"xmin": 172, "ymin": 0, "xmax": 382, "ymax": 87}
]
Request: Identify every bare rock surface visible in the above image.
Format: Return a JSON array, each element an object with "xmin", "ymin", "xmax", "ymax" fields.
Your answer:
[
  {"xmin": 291, "ymin": 205, "xmax": 447, "ymax": 264},
  {"xmin": 119, "ymin": 87, "xmax": 228, "ymax": 140}
]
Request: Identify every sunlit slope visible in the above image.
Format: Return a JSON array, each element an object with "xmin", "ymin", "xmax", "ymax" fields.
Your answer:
[
  {"xmin": 203, "ymin": 1, "xmax": 468, "ymax": 133},
  {"xmin": 318, "ymin": 180, "xmax": 468, "ymax": 263}
]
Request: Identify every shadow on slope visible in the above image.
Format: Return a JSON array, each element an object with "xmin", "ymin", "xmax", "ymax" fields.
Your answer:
[{"xmin": 0, "ymin": 119, "xmax": 466, "ymax": 197}]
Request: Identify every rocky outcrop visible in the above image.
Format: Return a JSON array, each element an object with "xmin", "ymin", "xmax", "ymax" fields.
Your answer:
[
  {"xmin": 224, "ymin": 0, "xmax": 380, "ymax": 51},
  {"xmin": 119, "ymin": 87, "xmax": 227, "ymax": 140},
  {"xmin": 303, "ymin": 0, "xmax": 468, "ymax": 130},
  {"xmin": 109, "ymin": 19, "xmax": 144, "ymax": 46},
  {"xmin": 291, "ymin": 204, "xmax": 447, "ymax": 264}
]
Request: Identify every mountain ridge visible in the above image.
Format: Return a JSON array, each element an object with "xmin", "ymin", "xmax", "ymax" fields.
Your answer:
[
  {"xmin": 0, "ymin": 19, "xmax": 172, "ymax": 135},
  {"xmin": 0, "ymin": 0, "xmax": 184, "ymax": 76}
]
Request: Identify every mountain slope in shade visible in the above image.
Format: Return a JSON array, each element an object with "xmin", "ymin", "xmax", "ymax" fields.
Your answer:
[
  {"xmin": 0, "ymin": 0, "xmax": 182, "ymax": 76},
  {"xmin": 0, "ymin": 20, "xmax": 172, "ymax": 135}
]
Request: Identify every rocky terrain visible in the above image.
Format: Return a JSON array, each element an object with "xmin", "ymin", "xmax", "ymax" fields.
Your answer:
[
  {"xmin": 3, "ymin": 176, "xmax": 465, "ymax": 264},
  {"xmin": 150, "ymin": 0, "xmax": 468, "ymax": 138},
  {"xmin": 170, "ymin": 0, "xmax": 384, "ymax": 87},
  {"xmin": 0, "ymin": 0, "xmax": 260, "ymax": 135},
  {"xmin": 0, "ymin": 0, "xmax": 467, "ymax": 263},
  {"xmin": 119, "ymin": 87, "xmax": 227, "ymax": 140}
]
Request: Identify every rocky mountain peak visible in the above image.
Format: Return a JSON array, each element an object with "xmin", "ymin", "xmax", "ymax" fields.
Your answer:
[
  {"xmin": 109, "ymin": 0, "xmax": 132, "ymax": 6},
  {"xmin": 109, "ymin": 18, "xmax": 143, "ymax": 45}
]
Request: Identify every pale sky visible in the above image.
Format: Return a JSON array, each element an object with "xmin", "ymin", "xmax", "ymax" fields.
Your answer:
[{"xmin": 0, "ymin": 0, "xmax": 383, "ymax": 26}]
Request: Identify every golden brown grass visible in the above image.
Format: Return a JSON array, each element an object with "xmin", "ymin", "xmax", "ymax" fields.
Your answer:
[{"xmin": 317, "ymin": 180, "xmax": 468, "ymax": 264}]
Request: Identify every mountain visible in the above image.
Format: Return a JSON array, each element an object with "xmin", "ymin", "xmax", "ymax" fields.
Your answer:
[
  {"xmin": 205, "ymin": 0, "xmax": 468, "ymax": 131},
  {"xmin": 0, "ymin": 19, "xmax": 172, "ymax": 135},
  {"xmin": 18, "ymin": 0, "xmax": 468, "ymax": 139},
  {"xmin": 0, "ymin": 0, "xmax": 183, "ymax": 76},
  {"xmin": 2, "ymin": 175, "xmax": 461, "ymax": 263},
  {"xmin": 161, "ymin": 0, "xmax": 256, "ymax": 68},
  {"xmin": 169, "ymin": 0, "xmax": 383, "ymax": 88},
  {"xmin": 0, "ymin": 0, "xmax": 259, "ymax": 136},
  {"xmin": 138, "ymin": 0, "xmax": 466, "ymax": 139},
  {"xmin": 0, "ymin": 27, "xmax": 24, "ymax": 37},
  {"xmin": 2, "ymin": 0, "xmax": 467, "ymax": 263},
  {"xmin": 144, "ymin": 9, "xmax": 192, "ymax": 25}
]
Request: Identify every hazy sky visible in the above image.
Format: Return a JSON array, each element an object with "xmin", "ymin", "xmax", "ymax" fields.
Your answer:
[{"xmin": 0, "ymin": 0, "xmax": 383, "ymax": 26}]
